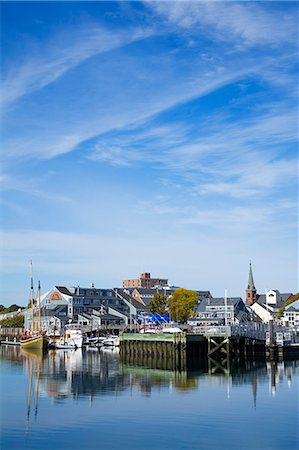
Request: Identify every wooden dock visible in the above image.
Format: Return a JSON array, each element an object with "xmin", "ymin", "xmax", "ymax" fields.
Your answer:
[{"xmin": 120, "ymin": 324, "xmax": 299, "ymax": 370}]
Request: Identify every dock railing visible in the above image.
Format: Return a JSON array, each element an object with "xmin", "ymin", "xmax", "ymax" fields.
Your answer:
[
  {"xmin": 190, "ymin": 323, "xmax": 268, "ymax": 340},
  {"xmin": 189, "ymin": 323, "xmax": 298, "ymax": 343}
]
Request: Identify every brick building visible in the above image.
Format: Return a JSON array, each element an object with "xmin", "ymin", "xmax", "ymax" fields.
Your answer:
[{"xmin": 122, "ymin": 272, "xmax": 168, "ymax": 289}]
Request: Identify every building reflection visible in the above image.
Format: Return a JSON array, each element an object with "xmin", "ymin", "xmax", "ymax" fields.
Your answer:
[{"xmin": 1, "ymin": 345, "xmax": 298, "ymax": 411}]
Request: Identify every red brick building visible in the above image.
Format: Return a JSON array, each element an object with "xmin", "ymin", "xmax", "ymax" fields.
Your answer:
[{"xmin": 122, "ymin": 272, "xmax": 168, "ymax": 289}]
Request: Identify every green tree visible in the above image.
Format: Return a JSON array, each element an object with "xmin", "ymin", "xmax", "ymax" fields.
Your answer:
[
  {"xmin": 168, "ymin": 288, "xmax": 197, "ymax": 323},
  {"xmin": 0, "ymin": 315, "xmax": 24, "ymax": 327},
  {"xmin": 1, "ymin": 304, "xmax": 22, "ymax": 314},
  {"xmin": 148, "ymin": 293, "xmax": 168, "ymax": 315}
]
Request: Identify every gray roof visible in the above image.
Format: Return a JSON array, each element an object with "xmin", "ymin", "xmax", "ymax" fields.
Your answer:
[
  {"xmin": 132, "ymin": 288, "xmax": 160, "ymax": 295},
  {"xmin": 114, "ymin": 289, "xmax": 150, "ymax": 312},
  {"xmin": 56, "ymin": 286, "xmax": 73, "ymax": 296},
  {"xmin": 257, "ymin": 293, "xmax": 293, "ymax": 309},
  {"xmin": 189, "ymin": 317, "xmax": 223, "ymax": 323},
  {"xmin": 196, "ymin": 297, "xmax": 243, "ymax": 312},
  {"xmin": 285, "ymin": 306, "xmax": 299, "ymax": 312},
  {"xmin": 247, "ymin": 262, "xmax": 256, "ymax": 291},
  {"xmin": 101, "ymin": 313, "xmax": 124, "ymax": 321}
]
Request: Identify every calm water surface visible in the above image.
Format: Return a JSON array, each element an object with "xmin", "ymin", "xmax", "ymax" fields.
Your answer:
[{"xmin": 0, "ymin": 345, "xmax": 298, "ymax": 450}]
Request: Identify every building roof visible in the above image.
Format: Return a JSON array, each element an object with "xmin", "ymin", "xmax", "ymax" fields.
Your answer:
[
  {"xmin": 257, "ymin": 292, "xmax": 293, "ymax": 309},
  {"xmin": 285, "ymin": 306, "xmax": 298, "ymax": 313},
  {"xmin": 196, "ymin": 297, "xmax": 243, "ymax": 312},
  {"xmin": 247, "ymin": 262, "xmax": 256, "ymax": 291},
  {"xmin": 56, "ymin": 286, "xmax": 73, "ymax": 296},
  {"xmin": 114, "ymin": 289, "xmax": 150, "ymax": 311},
  {"xmin": 188, "ymin": 317, "xmax": 223, "ymax": 323},
  {"xmin": 101, "ymin": 313, "xmax": 124, "ymax": 321},
  {"xmin": 132, "ymin": 288, "xmax": 160, "ymax": 295}
]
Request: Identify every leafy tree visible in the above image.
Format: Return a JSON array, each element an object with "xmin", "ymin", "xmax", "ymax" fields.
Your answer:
[
  {"xmin": 0, "ymin": 305, "xmax": 5, "ymax": 312},
  {"xmin": 168, "ymin": 288, "xmax": 197, "ymax": 323},
  {"xmin": 0, "ymin": 304, "xmax": 22, "ymax": 314},
  {"xmin": 148, "ymin": 293, "xmax": 168, "ymax": 315},
  {"xmin": 0, "ymin": 315, "xmax": 24, "ymax": 327}
]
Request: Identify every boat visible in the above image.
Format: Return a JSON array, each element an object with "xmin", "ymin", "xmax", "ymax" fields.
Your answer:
[
  {"xmin": 20, "ymin": 332, "xmax": 49, "ymax": 351},
  {"xmin": 86, "ymin": 335, "xmax": 98, "ymax": 345},
  {"xmin": 102, "ymin": 335, "xmax": 120, "ymax": 347},
  {"xmin": 161, "ymin": 326, "xmax": 183, "ymax": 334},
  {"xmin": 97, "ymin": 336, "xmax": 108, "ymax": 346},
  {"xmin": 55, "ymin": 338, "xmax": 77, "ymax": 350},
  {"xmin": 63, "ymin": 323, "xmax": 83, "ymax": 348},
  {"xmin": 20, "ymin": 268, "xmax": 49, "ymax": 351}
]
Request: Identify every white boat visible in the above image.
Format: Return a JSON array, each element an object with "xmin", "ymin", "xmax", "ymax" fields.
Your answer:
[
  {"xmin": 86, "ymin": 336, "xmax": 98, "ymax": 345},
  {"xmin": 63, "ymin": 324, "xmax": 84, "ymax": 348},
  {"xmin": 162, "ymin": 326, "xmax": 183, "ymax": 334},
  {"xmin": 55, "ymin": 338, "xmax": 77, "ymax": 350},
  {"xmin": 97, "ymin": 336, "xmax": 108, "ymax": 346},
  {"xmin": 102, "ymin": 335, "xmax": 120, "ymax": 347}
]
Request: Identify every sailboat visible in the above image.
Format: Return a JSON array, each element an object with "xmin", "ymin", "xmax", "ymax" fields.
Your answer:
[{"xmin": 20, "ymin": 263, "xmax": 49, "ymax": 351}]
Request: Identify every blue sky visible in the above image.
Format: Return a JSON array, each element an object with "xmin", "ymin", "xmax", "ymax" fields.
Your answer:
[{"xmin": 1, "ymin": 1, "xmax": 298, "ymax": 306}]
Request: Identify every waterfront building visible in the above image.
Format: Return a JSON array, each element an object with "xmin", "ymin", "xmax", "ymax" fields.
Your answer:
[
  {"xmin": 250, "ymin": 290, "xmax": 292, "ymax": 323},
  {"xmin": 189, "ymin": 297, "xmax": 249, "ymax": 326},
  {"xmin": 129, "ymin": 286, "xmax": 178, "ymax": 306},
  {"xmin": 122, "ymin": 272, "xmax": 168, "ymax": 289},
  {"xmin": 245, "ymin": 263, "xmax": 293, "ymax": 323},
  {"xmin": 282, "ymin": 299, "xmax": 299, "ymax": 329},
  {"xmin": 114, "ymin": 288, "xmax": 150, "ymax": 316},
  {"xmin": 24, "ymin": 285, "xmax": 130, "ymax": 332}
]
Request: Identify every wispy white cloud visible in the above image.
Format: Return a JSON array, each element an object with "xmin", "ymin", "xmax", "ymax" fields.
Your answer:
[
  {"xmin": 88, "ymin": 105, "xmax": 298, "ymax": 200},
  {"xmin": 179, "ymin": 202, "xmax": 297, "ymax": 228},
  {"xmin": 0, "ymin": 171, "xmax": 74, "ymax": 203},
  {"xmin": 148, "ymin": 1, "xmax": 298, "ymax": 48},
  {"xmin": 1, "ymin": 23, "xmax": 153, "ymax": 108},
  {"xmin": 2, "ymin": 64, "xmax": 258, "ymax": 160}
]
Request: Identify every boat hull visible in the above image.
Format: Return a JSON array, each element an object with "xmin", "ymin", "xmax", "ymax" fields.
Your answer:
[{"xmin": 20, "ymin": 335, "xmax": 49, "ymax": 351}]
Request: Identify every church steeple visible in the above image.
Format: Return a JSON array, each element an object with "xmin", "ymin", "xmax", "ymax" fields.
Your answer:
[
  {"xmin": 248, "ymin": 261, "xmax": 256, "ymax": 290},
  {"xmin": 246, "ymin": 261, "xmax": 257, "ymax": 305}
]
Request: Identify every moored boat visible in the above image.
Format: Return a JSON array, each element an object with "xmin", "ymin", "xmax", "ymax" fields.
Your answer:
[
  {"xmin": 102, "ymin": 335, "xmax": 120, "ymax": 347},
  {"xmin": 55, "ymin": 338, "xmax": 77, "ymax": 350},
  {"xmin": 64, "ymin": 324, "xmax": 83, "ymax": 348},
  {"xmin": 20, "ymin": 267, "xmax": 49, "ymax": 351},
  {"xmin": 20, "ymin": 331, "xmax": 49, "ymax": 351}
]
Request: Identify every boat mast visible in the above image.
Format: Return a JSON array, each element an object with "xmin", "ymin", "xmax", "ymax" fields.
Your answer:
[
  {"xmin": 30, "ymin": 260, "xmax": 35, "ymax": 334},
  {"xmin": 37, "ymin": 280, "xmax": 41, "ymax": 332}
]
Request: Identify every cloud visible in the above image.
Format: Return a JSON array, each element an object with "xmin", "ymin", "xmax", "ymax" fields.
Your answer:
[
  {"xmin": 2, "ymin": 64, "xmax": 259, "ymax": 161},
  {"xmin": 179, "ymin": 202, "xmax": 297, "ymax": 228},
  {"xmin": 87, "ymin": 104, "xmax": 298, "ymax": 200},
  {"xmin": 148, "ymin": 1, "xmax": 298, "ymax": 48},
  {"xmin": 1, "ymin": 23, "xmax": 153, "ymax": 108}
]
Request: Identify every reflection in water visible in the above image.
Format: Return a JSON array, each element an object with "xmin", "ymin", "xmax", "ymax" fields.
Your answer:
[
  {"xmin": 1, "ymin": 345, "xmax": 298, "ymax": 450},
  {"xmin": 1, "ymin": 345, "xmax": 298, "ymax": 411},
  {"xmin": 20, "ymin": 348, "xmax": 42, "ymax": 433}
]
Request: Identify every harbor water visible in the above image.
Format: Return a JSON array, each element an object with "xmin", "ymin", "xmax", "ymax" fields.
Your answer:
[{"xmin": 1, "ymin": 345, "xmax": 298, "ymax": 450}]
